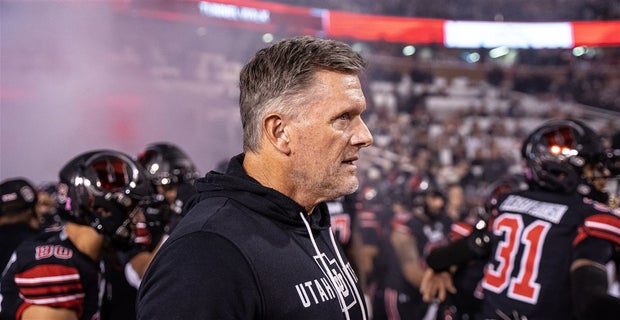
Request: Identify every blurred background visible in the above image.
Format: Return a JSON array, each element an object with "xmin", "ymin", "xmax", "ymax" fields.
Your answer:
[{"xmin": 1, "ymin": 0, "xmax": 619, "ymax": 207}]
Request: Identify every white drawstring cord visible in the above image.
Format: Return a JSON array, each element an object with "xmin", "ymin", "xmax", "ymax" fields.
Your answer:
[
  {"xmin": 299, "ymin": 212, "xmax": 366, "ymax": 320},
  {"xmin": 299, "ymin": 212, "xmax": 350, "ymax": 320},
  {"xmin": 328, "ymin": 226, "xmax": 367, "ymax": 320}
]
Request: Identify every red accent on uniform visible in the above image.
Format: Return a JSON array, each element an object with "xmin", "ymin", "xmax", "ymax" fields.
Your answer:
[
  {"xmin": 574, "ymin": 214, "xmax": 620, "ymax": 246},
  {"xmin": 450, "ymin": 222, "xmax": 473, "ymax": 241},
  {"xmin": 15, "ymin": 264, "xmax": 85, "ymax": 318}
]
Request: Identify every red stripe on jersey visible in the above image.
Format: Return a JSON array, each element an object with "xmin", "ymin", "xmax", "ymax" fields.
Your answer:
[
  {"xmin": 450, "ymin": 222, "xmax": 473, "ymax": 241},
  {"xmin": 579, "ymin": 229, "xmax": 620, "ymax": 246},
  {"xmin": 573, "ymin": 214, "xmax": 620, "ymax": 245},
  {"xmin": 15, "ymin": 264, "xmax": 85, "ymax": 317},
  {"xmin": 585, "ymin": 214, "xmax": 620, "ymax": 230},
  {"xmin": 19, "ymin": 281, "xmax": 83, "ymax": 296},
  {"xmin": 573, "ymin": 228, "xmax": 587, "ymax": 246},
  {"xmin": 581, "ymin": 214, "xmax": 620, "ymax": 246}
]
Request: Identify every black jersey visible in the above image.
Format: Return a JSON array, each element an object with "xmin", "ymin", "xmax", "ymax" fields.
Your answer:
[
  {"xmin": 0, "ymin": 223, "xmax": 39, "ymax": 272},
  {"xmin": 0, "ymin": 228, "xmax": 102, "ymax": 320},
  {"xmin": 100, "ymin": 251, "xmax": 137, "ymax": 320},
  {"xmin": 439, "ymin": 218, "xmax": 489, "ymax": 319},
  {"xmin": 478, "ymin": 189, "xmax": 620, "ymax": 320}
]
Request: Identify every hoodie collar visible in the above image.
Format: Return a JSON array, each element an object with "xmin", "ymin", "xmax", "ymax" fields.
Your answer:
[{"xmin": 189, "ymin": 153, "xmax": 331, "ymax": 231}]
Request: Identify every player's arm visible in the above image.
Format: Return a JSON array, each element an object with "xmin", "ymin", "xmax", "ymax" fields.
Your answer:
[
  {"xmin": 124, "ymin": 209, "xmax": 169, "ymax": 289},
  {"xmin": 12, "ymin": 262, "xmax": 86, "ymax": 320},
  {"xmin": 421, "ymin": 219, "xmax": 491, "ymax": 302},
  {"xmin": 125, "ymin": 233, "xmax": 169, "ymax": 288},
  {"xmin": 571, "ymin": 258, "xmax": 620, "ymax": 320},
  {"xmin": 426, "ymin": 219, "xmax": 492, "ymax": 272},
  {"xmin": 22, "ymin": 305, "xmax": 78, "ymax": 320},
  {"xmin": 391, "ymin": 228, "xmax": 425, "ymax": 287},
  {"xmin": 570, "ymin": 211, "xmax": 620, "ymax": 319}
]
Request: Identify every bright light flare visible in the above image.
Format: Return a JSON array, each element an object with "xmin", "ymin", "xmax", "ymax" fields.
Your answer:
[
  {"xmin": 550, "ymin": 145, "xmax": 578, "ymax": 156},
  {"xmin": 262, "ymin": 33, "xmax": 274, "ymax": 43},
  {"xmin": 149, "ymin": 163, "xmax": 160, "ymax": 174},
  {"xmin": 402, "ymin": 45, "xmax": 415, "ymax": 56}
]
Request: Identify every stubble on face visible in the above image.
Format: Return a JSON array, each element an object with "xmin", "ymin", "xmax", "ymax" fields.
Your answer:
[{"xmin": 287, "ymin": 71, "xmax": 366, "ymax": 204}]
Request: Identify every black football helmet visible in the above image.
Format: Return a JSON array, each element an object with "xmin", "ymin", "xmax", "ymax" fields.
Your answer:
[
  {"xmin": 0, "ymin": 178, "xmax": 37, "ymax": 216},
  {"xmin": 58, "ymin": 150, "xmax": 154, "ymax": 250},
  {"xmin": 137, "ymin": 142, "xmax": 199, "ymax": 187},
  {"xmin": 483, "ymin": 174, "xmax": 529, "ymax": 220},
  {"xmin": 521, "ymin": 119, "xmax": 606, "ymax": 194}
]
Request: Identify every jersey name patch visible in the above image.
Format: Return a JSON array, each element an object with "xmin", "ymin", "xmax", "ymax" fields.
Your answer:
[{"xmin": 499, "ymin": 195, "xmax": 567, "ymax": 224}]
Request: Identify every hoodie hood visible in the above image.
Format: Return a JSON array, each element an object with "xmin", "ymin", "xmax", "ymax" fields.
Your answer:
[{"xmin": 186, "ymin": 153, "xmax": 331, "ymax": 231}]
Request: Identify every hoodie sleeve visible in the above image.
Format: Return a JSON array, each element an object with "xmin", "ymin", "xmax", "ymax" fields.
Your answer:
[{"xmin": 136, "ymin": 231, "xmax": 261, "ymax": 319}]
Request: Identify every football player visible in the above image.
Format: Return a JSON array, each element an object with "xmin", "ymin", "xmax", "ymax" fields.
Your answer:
[
  {"xmin": 0, "ymin": 150, "xmax": 152, "ymax": 320},
  {"xmin": 99, "ymin": 143, "xmax": 199, "ymax": 319},
  {"xmin": 0, "ymin": 178, "xmax": 40, "ymax": 270},
  {"xmin": 123, "ymin": 142, "xmax": 200, "ymax": 288},
  {"xmin": 421, "ymin": 119, "xmax": 620, "ymax": 319}
]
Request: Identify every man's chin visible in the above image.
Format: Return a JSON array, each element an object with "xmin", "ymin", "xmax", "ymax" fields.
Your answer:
[{"xmin": 340, "ymin": 179, "xmax": 359, "ymax": 195}]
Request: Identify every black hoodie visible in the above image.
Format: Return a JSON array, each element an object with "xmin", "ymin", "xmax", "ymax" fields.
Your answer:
[{"xmin": 136, "ymin": 154, "xmax": 369, "ymax": 320}]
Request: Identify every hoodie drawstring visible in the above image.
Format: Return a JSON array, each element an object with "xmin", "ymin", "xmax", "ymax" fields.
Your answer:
[
  {"xmin": 328, "ymin": 225, "xmax": 367, "ymax": 320},
  {"xmin": 299, "ymin": 212, "xmax": 367, "ymax": 320}
]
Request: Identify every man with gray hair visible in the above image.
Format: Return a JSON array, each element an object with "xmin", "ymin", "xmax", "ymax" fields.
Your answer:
[{"xmin": 137, "ymin": 35, "xmax": 373, "ymax": 319}]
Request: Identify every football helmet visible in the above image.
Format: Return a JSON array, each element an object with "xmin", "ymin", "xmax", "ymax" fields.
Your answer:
[
  {"xmin": 0, "ymin": 178, "xmax": 37, "ymax": 216},
  {"xmin": 58, "ymin": 149, "xmax": 154, "ymax": 249},
  {"xmin": 483, "ymin": 174, "xmax": 529, "ymax": 220},
  {"xmin": 521, "ymin": 119, "xmax": 605, "ymax": 194},
  {"xmin": 137, "ymin": 142, "xmax": 199, "ymax": 187}
]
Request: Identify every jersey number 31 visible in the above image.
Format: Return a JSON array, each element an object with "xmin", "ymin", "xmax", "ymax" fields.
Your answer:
[{"xmin": 481, "ymin": 213, "xmax": 551, "ymax": 304}]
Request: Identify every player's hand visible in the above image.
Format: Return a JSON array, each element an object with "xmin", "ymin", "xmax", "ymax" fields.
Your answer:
[{"xmin": 419, "ymin": 269, "xmax": 456, "ymax": 302}]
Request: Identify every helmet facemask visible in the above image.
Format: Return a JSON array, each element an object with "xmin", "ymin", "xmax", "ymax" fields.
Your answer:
[{"xmin": 59, "ymin": 150, "xmax": 155, "ymax": 251}]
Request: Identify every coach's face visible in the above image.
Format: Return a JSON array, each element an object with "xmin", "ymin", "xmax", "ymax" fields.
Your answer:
[{"xmin": 287, "ymin": 70, "xmax": 373, "ymax": 207}]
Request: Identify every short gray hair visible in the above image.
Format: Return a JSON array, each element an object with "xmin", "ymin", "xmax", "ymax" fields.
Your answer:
[{"xmin": 239, "ymin": 36, "xmax": 366, "ymax": 152}]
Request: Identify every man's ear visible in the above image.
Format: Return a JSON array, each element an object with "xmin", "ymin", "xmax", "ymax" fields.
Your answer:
[{"xmin": 264, "ymin": 114, "xmax": 291, "ymax": 155}]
